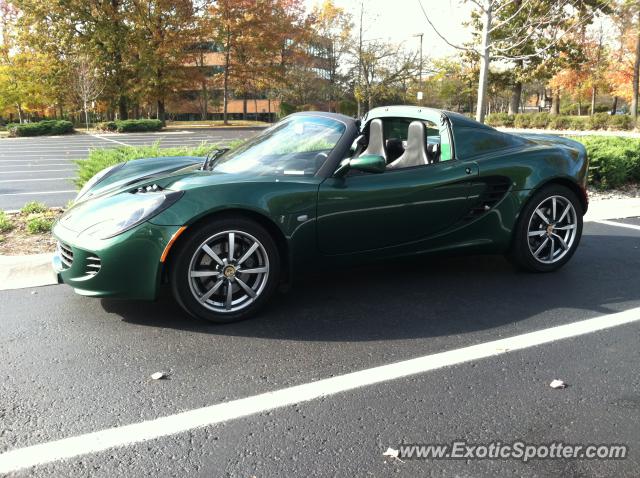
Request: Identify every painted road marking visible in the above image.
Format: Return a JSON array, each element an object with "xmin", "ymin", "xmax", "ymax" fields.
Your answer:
[
  {"xmin": 88, "ymin": 134, "xmax": 133, "ymax": 147},
  {"xmin": 0, "ymin": 190, "xmax": 76, "ymax": 197},
  {"xmin": 0, "ymin": 169, "xmax": 76, "ymax": 174},
  {"xmin": 0, "ymin": 177, "xmax": 72, "ymax": 183},
  {"xmin": 594, "ymin": 219, "xmax": 640, "ymax": 232},
  {"xmin": 1, "ymin": 306, "xmax": 639, "ymax": 473},
  {"xmin": 0, "ymin": 163, "xmax": 78, "ymax": 167}
]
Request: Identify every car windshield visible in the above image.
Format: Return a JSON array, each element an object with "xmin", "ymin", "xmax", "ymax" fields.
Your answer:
[{"xmin": 211, "ymin": 115, "xmax": 346, "ymax": 176}]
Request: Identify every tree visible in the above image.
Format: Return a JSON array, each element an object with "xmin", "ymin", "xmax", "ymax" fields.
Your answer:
[
  {"xmin": 621, "ymin": 1, "xmax": 640, "ymax": 119},
  {"xmin": 310, "ymin": 0, "xmax": 353, "ymax": 111},
  {"xmin": 607, "ymin": 2, "xmax": 640, "ymax": 114},
  {"xmin": 352, "ymin": 40, "xmax": 417, "ymax": 111},
  {"xmin": 14, "ymin": 0, "xmax": 135, "ymax": 119},
  {"xmin": 419, "ymin": 0, "xmax": 610, "ymax": 123},
  {"xmin": 73, "ymin": 57, "xmax": 105, "ymax": 130},
  {"xmin": 129, "ymin": 0, "xmax": 197, "ymax": 122},
  {"xmin": 425, "ymin": 58, "xmax": 477, "ymax": 112},
  {"xmin": 0, "ymin": 52, "xmax": 54, "ymax": 121},
  {"xmin": 210, "ymin": 0, "xmax": 257, "ymax": 124}
]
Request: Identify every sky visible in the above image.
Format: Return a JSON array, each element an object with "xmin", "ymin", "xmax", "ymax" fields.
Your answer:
[{"xmin": 304, "ymin": 0, "xmax": 473, "ymax": 58}]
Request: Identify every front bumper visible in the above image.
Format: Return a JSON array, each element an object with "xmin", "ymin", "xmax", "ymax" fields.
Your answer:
[{"xmin": 52, "ymin": 221, "xmax": 182, "ymax": 300}]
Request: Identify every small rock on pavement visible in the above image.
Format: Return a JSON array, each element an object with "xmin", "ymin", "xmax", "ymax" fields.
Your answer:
[
  {"xmin": 151, "ymin": 372, "xmax": 167, "ymax": 380},
  {"xmin": 383, "ymin": 447, "xmax": 404, "ymax": 462},
  {"xmin": 549, "ymin": 379, "xmax": 567, "ymax": 389}
]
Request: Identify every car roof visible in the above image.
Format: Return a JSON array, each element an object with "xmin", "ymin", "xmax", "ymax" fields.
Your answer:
[{"xmin": 363, "ymin": 105, "xmax": 493, "ymax": 131}]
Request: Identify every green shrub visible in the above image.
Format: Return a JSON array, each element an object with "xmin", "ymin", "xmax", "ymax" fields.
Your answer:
[
  {"xmin": 8, "ymin": 120, "xmax": 74, "ymax": 137},
  {"xmin": 96, "ymin": 121, "xmax": 118, "ymax": 132},
  {"xmin": 513, "ymin": 114, "xmax": 531, "ymax": 128},
  {"xmin": 560, "ymin": 104, "xmax": 580, "ymax": 115},
  {"xmin": 547, "ymin": 116, "xmax": 571, "ymax": 130},
  {"xmin": 114, "ymin": 119, "xmax": 163, "ymax": 133},
  {"xmin": 572, "ymin": 136, "xmax": 640, "ymax": 188},
  {"xmin": 75, "ymin": 141, "xmax": 243, "ymax": 187},
  {"xmin": 338, "ymin": 99, "xmax": 357, "ymax": 117},
  {"xmin": 21, "ymin": 201, "xmax": 48, "ymax": 214},
  {"xmin": 589, "ymin": 104, "xmax": 611, "ymax": 115},
  {"xmin": 587, "ymin": 112, "xmax": 609, "ymax": 130},
  {"xmin": 607, "ymin": 114, "xmax": 634, "ymax": 131},
  {"xmin": 279, "ymin": 102, "xmax": 297, "ymax": 117},
  {"xmin": 0, "ymin": 211, "xmax": 14, "ymax": 233},
  {"xmin": 568, "ymin": 116, "xmax": 587, "ymax": 130},
  {"xmin": 501, "ymin": 113, "xmax": 635, "ymax": 131},
  {"xmin": 26, "ymin": 215, "xmax": 55, "ymax": 234},
  {"xmin": 486, "ymin": 113, "xmax": 514, "ymax": 127},
  {"xmin": 530, "ymin": 113, "xmax": 550, "ymax": 129}
]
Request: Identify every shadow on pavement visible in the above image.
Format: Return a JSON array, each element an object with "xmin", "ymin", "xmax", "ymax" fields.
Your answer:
[{"xmin": 101, "ymin": 232, "xmax": 640, "ymax": 341}]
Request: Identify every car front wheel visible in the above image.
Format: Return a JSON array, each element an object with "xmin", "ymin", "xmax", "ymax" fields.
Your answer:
[
  {"xmin": 509, "ymin": 184, "xmax": 583, "ymax": 272},
  {"xmin": 171, "ymin": 218, "xmax": 281, "ymax": 323}
]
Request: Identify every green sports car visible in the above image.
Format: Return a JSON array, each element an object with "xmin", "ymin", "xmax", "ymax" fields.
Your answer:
[{"xmin": 53, "ymin": 106, "xmax": 588, "ymax": 323}]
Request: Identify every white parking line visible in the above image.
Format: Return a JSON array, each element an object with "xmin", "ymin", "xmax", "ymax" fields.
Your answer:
[
  {"xmin": 594, "ymin": 219, "xmax": 640, "ymax": 231},
  {"xmin": 0, "ymin": 190, "xmax": 76, "ymax": 197},
  {"xmin": 0, "ymin": 177, "xmax": 72, "ymax": 183},
  {"xmin": 87, "ymin": 133, "xmax": 133, "ymax": 147},
  {"xmin": 0, "ymin": 169, "xmax": 75, "ymax": 174},
  {"xmin": 0, "ymin": 306, "xmax": 639, "ymax": 473},
  {"xmin": 0, "ymin": 162, "xmax": 77, "ymax": 166}
]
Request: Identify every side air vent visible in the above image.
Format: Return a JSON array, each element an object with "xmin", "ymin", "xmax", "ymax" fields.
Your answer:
[
  {"xmin": 463, "ymin": 177, "xmax": 512, "ymax": 221},
  {"xmin": 85, "ymin": 255, "xmax": 102, "ymax": 277}
]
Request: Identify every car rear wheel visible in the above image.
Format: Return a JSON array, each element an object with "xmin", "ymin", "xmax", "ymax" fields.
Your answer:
[
  {"xmin": 509, "ymin": 184, "xmax": 583, "ymax": 272},
  {"xmin": 171, "ymin": 218, "xmax": 280, "ymax": 323}
]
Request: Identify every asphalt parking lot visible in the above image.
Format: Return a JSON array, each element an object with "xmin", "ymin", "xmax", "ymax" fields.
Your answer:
[
  {"xmin": 0, "ymin": 129, "xmax": 260, "ymax": 211},
  {"xmin": 1, "ymin": 219, "xmax": 639, "ymax": 476}
]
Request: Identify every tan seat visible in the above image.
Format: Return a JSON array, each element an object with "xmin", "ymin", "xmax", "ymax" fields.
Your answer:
[
  {"xmin": 387, "ymin": 121, "xmax": 429, "ymax": 169},
  {"xmin": 360, "ymin": 119, "xmax": 387, "ymax": 161}
]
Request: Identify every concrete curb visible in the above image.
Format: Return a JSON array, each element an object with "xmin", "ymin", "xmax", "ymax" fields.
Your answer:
[
  {"xmin": 0, "ymin": 253, "xmax": 57, "ymax": 291},
  {"xmin": 0, "ymin": 199, "xmax": 638, "ymax": 291},
  {"xmin": 585, "ymin": 198, "xmax": 640, "ymax": 221}
]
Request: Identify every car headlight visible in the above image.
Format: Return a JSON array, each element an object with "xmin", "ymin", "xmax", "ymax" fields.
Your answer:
[
  {"xmin": 80, "ymin": 190, "xmax": 183, "ymax": 239},
  {"xmin": 75, "ymin": 163, "xmax": 125, "ymax": 201}
]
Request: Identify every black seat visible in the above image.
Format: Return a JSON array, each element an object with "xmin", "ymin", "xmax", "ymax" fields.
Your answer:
[
  {"xmin": 387, "ymin": 121, "xmax": 429, "ymax": 169},
  {"xmin": 385, "ymin": 138, "xmax": 404, "ymax": 162},
  {"xmin": 427, "ymin": 143, "xmax": 440, "ymax": 163}
]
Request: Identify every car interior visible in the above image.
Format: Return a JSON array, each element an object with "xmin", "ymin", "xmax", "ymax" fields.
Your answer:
[{"xmin": 353, "ymin": 117, "xmax": 445, "ymax": 170}]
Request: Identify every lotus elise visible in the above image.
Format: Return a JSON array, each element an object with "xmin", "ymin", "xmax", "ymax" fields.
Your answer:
[{"xmin": 53, "ymin": 106, "xmax": 588, "ymax": 322}]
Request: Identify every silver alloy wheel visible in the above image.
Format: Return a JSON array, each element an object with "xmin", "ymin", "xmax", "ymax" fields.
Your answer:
[
  {"xmin": 187, "ymin": 230, "xmax": 270, "ymax": 313},
  {"xmin": 527, "ymin": 195, "xmax": 578, "ymax": 264}
]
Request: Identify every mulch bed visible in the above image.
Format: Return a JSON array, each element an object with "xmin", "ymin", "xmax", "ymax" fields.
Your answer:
[{"xmin": 0, "ymin": 209, "xmax": 63, "ymax": 256}]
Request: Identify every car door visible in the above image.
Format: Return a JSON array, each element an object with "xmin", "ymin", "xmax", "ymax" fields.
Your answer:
[{"xmin": 316, "ymin": 160, "xmax": 479, "ymax": 255}]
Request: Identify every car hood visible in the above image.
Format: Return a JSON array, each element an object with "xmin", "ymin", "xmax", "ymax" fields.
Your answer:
[{"xmin": 75, "ymin": 156, "xmax": 204, "ymax": 203}]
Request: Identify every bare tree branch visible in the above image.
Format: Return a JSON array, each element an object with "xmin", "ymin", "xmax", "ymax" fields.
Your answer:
[{"xmin": 417, "ymin": 0, "xmax": 479, "ymax": 54}]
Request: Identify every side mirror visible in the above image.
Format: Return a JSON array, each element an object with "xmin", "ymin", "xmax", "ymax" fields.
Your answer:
[{"xmin": 334, "ymin": 154, "xmax": 386, "ymax": 177}]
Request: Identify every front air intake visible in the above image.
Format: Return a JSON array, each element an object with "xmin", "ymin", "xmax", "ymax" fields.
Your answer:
[{"xmin": 58, "ymin": 242, "xmax": 74, "ymax": 269}]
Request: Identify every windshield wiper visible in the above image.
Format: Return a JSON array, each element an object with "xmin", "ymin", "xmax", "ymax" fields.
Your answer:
[{"xmin": 201, "ymin": 148, "xmax": 230, "ymax": 171}]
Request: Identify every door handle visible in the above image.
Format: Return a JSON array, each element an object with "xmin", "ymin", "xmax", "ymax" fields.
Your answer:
[{"xmin": 465, "ymin": 167, "xmax": 472, "ymax": 175}]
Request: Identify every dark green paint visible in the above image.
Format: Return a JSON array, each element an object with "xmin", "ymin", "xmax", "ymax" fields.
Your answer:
[{"xmin": 53, "ymin": 106, "xmax": 588, "ymax": 300}]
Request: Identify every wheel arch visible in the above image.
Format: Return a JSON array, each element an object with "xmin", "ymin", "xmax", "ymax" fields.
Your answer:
[
  {"xmin": 534, "ymin": 177, "xmax": 588, "ymax": 215},
  {"xmin": 508, "ymin": 177, "xmax": 586, "ymax": 253},
  {"xmin": 161, "ymin": 208, "xmax": 290, "ymax": 286}
]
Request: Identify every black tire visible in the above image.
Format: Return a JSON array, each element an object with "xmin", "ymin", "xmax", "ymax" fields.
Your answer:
[
  {"xmin": 508, "ymin": 184, "xmax": 583, "ymax": 273},
  {"xmin": 171, "ymin": 217, "xmax": 281, "ymax": 323}
]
